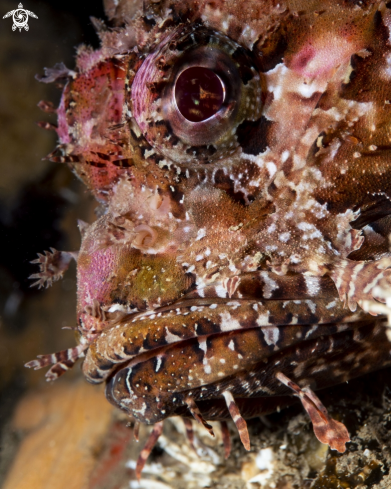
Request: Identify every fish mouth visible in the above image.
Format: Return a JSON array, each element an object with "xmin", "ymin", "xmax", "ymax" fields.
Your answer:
[
  {"xmin": 104, "ymin": 320, "xmax": 388, "ymax": 427},
  {"xmin": 81, "ymin": 255, "xmax": 380, "ymax": 427},
  {"xmin": 83, "ymin": 280, "xmax": 369, "ymax": 385}
]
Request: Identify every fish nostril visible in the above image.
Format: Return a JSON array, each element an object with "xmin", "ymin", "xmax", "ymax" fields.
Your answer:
[{"xmin": 132, "ymin": 224, "xmax": 158, "ymax": 249}]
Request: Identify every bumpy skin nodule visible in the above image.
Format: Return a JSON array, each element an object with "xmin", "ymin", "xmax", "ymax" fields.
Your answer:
[{"xmin": 27, "ymin": 0, "xmax": 391, "ymax": 462}]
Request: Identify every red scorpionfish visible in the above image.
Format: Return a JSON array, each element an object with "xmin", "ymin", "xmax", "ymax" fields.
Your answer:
[{"xmin": 27, "ymin": 0, "xmax": 391, "ymax": 478}]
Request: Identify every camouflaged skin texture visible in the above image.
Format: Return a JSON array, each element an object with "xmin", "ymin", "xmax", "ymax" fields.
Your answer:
[{"xmin": 27, "ymin": 0, "xmax": 391, "ymax": 463}]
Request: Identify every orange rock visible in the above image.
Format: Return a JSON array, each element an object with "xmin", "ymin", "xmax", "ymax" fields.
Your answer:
[{"xmin": 3, "ymin": 379, "xmax": 113, "ymax": 489}]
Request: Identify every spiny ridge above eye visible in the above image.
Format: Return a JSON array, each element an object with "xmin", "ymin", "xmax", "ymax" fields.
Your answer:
[{"xmin": 131, "ymin": 24, "xmax": 263, "ymax": 165}]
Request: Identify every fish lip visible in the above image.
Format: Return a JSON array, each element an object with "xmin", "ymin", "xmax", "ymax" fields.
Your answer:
[
  {"xmin": 84, "ymin": 295, "xmax": 237, "ymax": 335},
  {"xmin": 106, "ymin": 296, "xmax": 244, "ymax": 324}
]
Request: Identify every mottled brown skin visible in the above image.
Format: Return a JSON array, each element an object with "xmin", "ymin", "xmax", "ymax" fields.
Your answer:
[{"xmin": 27, "ymin": 0, "xmax": 391, "ymax": 470}]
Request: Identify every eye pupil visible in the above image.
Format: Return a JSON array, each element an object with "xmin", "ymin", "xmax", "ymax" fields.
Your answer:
[{"xmin": 175, "ymin": 67, "xmax": 225, "ymax": 122}]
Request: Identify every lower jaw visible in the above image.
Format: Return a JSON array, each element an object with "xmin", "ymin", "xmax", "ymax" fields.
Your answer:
[{"xmin": 106, "ymin": 320, "xmax": 390, "ymax": 424}]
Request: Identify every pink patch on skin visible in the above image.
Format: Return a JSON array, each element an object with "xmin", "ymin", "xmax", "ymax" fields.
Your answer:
[
  {"xmin": 77, "ymin": 245, "xmax": 117, "ymax": 317},
  {"xmin": 291, "ymin": 46, "xmax": 316, "ymax": 73},
  {"xmin": 289, "ymin": 37, "xmax": 356, "ymax": 79},
  {"xmin": 56, "ymin": 60, "xmax": 126, "ymax": 154}
]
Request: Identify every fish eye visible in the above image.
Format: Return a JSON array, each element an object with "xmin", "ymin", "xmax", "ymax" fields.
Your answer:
[{"xmin": 131, "ymin": 25, "xmax": 263, "ymax": 165}]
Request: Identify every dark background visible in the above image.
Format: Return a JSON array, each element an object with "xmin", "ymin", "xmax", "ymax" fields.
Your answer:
[{"xmin": 0, "ymin": 0, "xmax": 106, "ymax": 481}]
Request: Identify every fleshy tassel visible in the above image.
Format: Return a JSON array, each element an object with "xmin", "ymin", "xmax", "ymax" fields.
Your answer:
[
  {"xmin": 185, "ymin": 396, "xmax": 215, "ymax": 437},
  {"xmin": 135, "ymin": 421, "xmax": 164, "ymax": 480},
  {"xmin": 276, "ymin": 372, "xmax": 350, "ymax": 452},
  {"xmin": 222, "ymin": 390, "xmax": 250, "ymax": 451}
]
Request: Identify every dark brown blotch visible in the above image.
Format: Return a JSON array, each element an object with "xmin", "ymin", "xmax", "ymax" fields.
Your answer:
[
  {"xmin": 194, "ymin": 316, "xmax": 222, "ymax": 336},
  {"xmin": 213, "ymin": 169, "xmax": 247, "ymax": 205},
  {"xmin": 112, "ymin": 158, "xmax": 133, "ymax": 168},
  {"xmin": 146, "ymin": 153, "xmax": 164, "ymax": 165},
  {"xmin": 231, "ymin": 47, "xmax": 255, "ymax": 85},
  {"xmin": 168, "ymin": 185, "xmax": 186, "ymax": 219},
  {"xmin": 253, "ymin": 33, "xmax": 288, "ymax": 73},
  {"xmin": 340, "ymin": 11, "xmax": 388, "ymax": 103},
  {"xmin": 236, "ymin": 116, "xmax": 275, "ymax": 156},
  {"xmin": 268, "ymin": 311, "xmax": 294, "ymax": 326},
  {"xmin": 142, "ymin": 16, "xmax": 156, "ymax": 28},
  {"xmin": 143, "ymin": 332, "xmax": 166, "ymax": 350}
]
